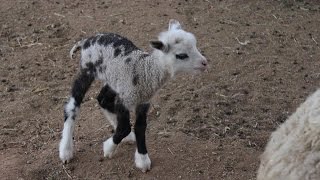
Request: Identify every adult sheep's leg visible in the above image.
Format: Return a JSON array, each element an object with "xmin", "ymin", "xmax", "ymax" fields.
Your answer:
[
  {"xmin": 59, "ymin": 69, "xmax": 95, "ymax": 163},
  {"xmin": 97, "ymin": 84, "xmax": 136, "ymax": 143},
  {"xmin": 134, "ymin": 103, "xmax": 151, "ymax": 172},
  {"xmin": 103, "ymin": 98, "xmax": 132, "ymax": 158}
]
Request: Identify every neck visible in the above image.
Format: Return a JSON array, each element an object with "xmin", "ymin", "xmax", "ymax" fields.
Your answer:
[
  {"xmin": 142, "ymin": 50, "xmax": 172, "ymax": 93},
  {"xmin": 151, "ymin": 50, "xmax": 175, "ymax": 78}
]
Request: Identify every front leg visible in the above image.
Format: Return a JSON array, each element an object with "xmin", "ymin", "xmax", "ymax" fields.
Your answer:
[
  {"xmin": 103, "ymin": 101, "xmax": 131, "ymax": 158},
  {"xmin": 134, "ymin": 103, "xmax": 151, "ymax": 172}
]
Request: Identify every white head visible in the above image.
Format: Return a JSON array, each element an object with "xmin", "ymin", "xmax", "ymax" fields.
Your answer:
[{"xmin": 151, "ymin": 19, "xmax": 208, "ymax": 75}]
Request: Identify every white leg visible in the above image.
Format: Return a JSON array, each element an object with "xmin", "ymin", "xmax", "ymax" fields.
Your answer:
[
  {"xmin": 135, "ymin": 149, "xmax": 151, "ymax": 173},
  {"xmin": 59, "ymin": 120, "xmax": 74, "ymax": 163},
  {"xmin": 103, "ymin": 137, "xmax": 117, "ymax": 158},
  {"xmin": 59, "ymin": 98, "xmax": 78, "ymax": 163}
]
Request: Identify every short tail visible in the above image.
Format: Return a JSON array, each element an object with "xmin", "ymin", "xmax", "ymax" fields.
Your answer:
[{"xmin": 70, "ymin": 39, "xmax": 86, "ymax": 59}]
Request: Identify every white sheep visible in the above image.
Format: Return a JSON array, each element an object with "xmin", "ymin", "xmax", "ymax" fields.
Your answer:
[
  {"xmin": 59, "ymin": 19, "xmax": 208, "ymax": 172},
  {"xmin": 257, "ymin": 89, "xmax": 320, "ymax": 180}
]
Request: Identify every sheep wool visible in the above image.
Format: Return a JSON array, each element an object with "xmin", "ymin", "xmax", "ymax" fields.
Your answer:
[{"xmin": 258, "ymin": 89, "xmax": 320, "ymax": 180}]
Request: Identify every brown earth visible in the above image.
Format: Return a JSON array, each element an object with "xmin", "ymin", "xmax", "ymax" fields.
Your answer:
[{"xmin": 1, "ymin": 0, "xmax": 320, "ymax": 179}]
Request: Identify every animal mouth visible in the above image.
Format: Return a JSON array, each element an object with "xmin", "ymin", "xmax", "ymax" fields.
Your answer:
[{"xmin": 194, "ymin": 66, "xmax": 207, "ymax": 72}]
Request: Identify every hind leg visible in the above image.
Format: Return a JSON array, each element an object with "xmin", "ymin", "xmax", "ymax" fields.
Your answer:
[
  {"xmin": 97, "ymin": 84, "xmax": 135, "ymax": 144},
  {"xmin": 59, "ymin": 69, "xmax": 94, "ymax": 163}
]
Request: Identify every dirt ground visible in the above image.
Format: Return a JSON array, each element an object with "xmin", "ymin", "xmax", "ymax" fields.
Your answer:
[{"xmin": 1, "ymin": 0, "xmax": 320, "ymax": 179}]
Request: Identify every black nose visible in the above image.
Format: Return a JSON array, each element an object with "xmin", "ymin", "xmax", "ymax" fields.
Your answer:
[{"xmin": 202, "ymin": 61, "xmax": 208, "ymax": 67}]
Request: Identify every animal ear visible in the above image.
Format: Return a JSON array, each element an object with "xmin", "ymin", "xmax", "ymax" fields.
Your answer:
[
  {"xmin": 168, "ymin": 19, "xmax": 182, "ymax": 31},
  {"xmin": 150, "ymin": 40, "xmax": 169, "ymax": 52}
]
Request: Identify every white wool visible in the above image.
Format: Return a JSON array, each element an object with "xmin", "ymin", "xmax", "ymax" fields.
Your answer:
[
  {"xmin": 257, "ymin": 89, "xmax": 320, "ymax": 180},
  {"xmin": 59, "ymin": 119, "xmax": 74, "ymax": 163},
  {"xmin": 103, "ymin": 137, "xmax": 117, "ymax": 158},
  {"xmin": 135, "ymin": 149, "xmax": 151, "ymax": 173}
]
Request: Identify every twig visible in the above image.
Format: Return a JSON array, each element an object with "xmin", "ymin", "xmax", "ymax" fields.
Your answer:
[
  {"xmin": 300, "ymin": 7, "xmax": 309, "ymax": 11},
  {"xmin": 62, "ymin": 165, "xmax": 73, "ymax": 179},
  {"xmin": 215, "ymin": 93, "xmax": 228, "ymax": 98},
  {"xmin": 93, "ymin": 123, "xmax": 109, "ymax": 135},
  {"xmin": 81, "ymin": 15, "xmax": 94, "ymax": 19},
  {"xmin": 168, "ymin": 148, "xmax": 174, "ymax": 155},
  {"xmin": 48, "ymin": 58, "xmax": 56, "ymax": 67},
  {"xmin": 47, "ymin": 125, "xmax": 58, "ymax": 134},
  {"xmin": 222, "ymin": 19, "xmax": 238, "ymax": 25},
  {"xmin": 54, "ymin": 12, "xmax": 66, "ymax": 18},
  {"xmin": 235, "ymin": 37, "xmax": 250, "ymax": 45},
  {"xmin": 311, "ymin": 36, "xmax": 318, "ymax": 45},
  {"xmin": 109, "ymin": 13, "xmax": 124, "ymax": 17},
  {"xmin": 272, "ymin": 14, "xmax": 278, "ymax": 19},
  {"xmin": 16, "ymin": 38, "xmax": 22, "ymax": 47},
  {"xmin": 21, "ymin": 43, "xmax": 43, "ymax": 48}
]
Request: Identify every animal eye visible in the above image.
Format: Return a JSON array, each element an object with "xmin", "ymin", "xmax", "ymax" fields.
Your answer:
[{"xmin": 176, "ymin": 54, "xmax": 189, "ymax": 60}]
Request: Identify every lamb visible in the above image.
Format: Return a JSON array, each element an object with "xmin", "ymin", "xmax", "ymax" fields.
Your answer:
[
  {"xmin": 257, "ymin": 89, "xmax": 320, "ymax": 180},
  {"xmin": 59, "ymin": 19, "xmax": 208, "ymax": 172}
]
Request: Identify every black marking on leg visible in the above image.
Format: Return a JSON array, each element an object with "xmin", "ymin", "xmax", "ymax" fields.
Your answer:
[
  {"xmin": 135, "ymin": 103, "xmax": 150, "ymax": 154},
  {"xmin": 64, "ymin": 98, "xmax": 78, "ymax": 122},
  {"xmin": 71, "ymin": 113, "xmax": 76, "ymax": 121},
  {"xmin": 114, "ymin": 48, "xmax": 121, "ymax": 57},
  {"xmin": 97, "ymin": 84, "xmax": 117, "ymax": 113},
  {"xmin": 71, "ymin": 68, "xmax": 95, "ymax": 107},
  {"xmin": 113, "ymin": 102, "xmax": 131, "ymax": 144},
  {"xmin": 133, "ymin": 74, "xmax": 139, "ymax": 86},
  {"xmin": 64, "ymin": 109, "xmax": 68, "ymax": 122}
]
